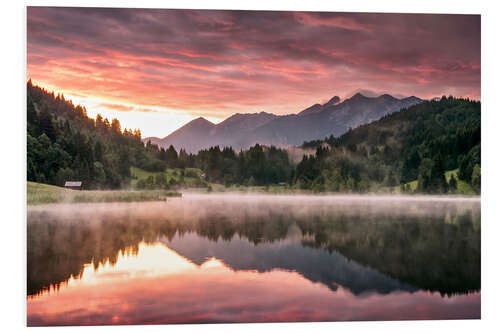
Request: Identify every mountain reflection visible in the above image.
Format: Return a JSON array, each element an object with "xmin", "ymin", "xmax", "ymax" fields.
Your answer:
[
  {"xmin": 163, "ymin": 232, "xmax": 417, "ymax": 295},
  {"xmin": 27, "ymin": 195, "xmax": 480, "ymax": 298}
]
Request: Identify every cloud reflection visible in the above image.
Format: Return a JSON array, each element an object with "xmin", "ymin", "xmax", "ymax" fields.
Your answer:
[{"xmin": 27, "ymin": 242, "xmax": 480, "ymax": 326}]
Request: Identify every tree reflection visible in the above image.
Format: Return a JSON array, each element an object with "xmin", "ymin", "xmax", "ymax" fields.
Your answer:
[{"xmin": 27, "ymin": 198, "xmax": 480, "ymax": 297}]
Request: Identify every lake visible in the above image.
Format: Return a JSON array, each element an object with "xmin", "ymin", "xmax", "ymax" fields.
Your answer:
[{"xmin": 27, "ymin": 194, "xmax": 481, "ymax": 326}]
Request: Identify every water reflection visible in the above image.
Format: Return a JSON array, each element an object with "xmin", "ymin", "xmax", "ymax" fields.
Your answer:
[
  {"xmin": 163, "ymin": 232, "xmax": 416, "ymax": 295},
  {"xmin": 27, "ymin": 194, "xmax": 481, "ymax": 325}
]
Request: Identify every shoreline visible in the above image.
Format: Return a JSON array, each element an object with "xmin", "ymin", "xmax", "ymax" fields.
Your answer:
[{"xmin": 27, "ymin": 181, "xmax": 480, "ymax": 206}]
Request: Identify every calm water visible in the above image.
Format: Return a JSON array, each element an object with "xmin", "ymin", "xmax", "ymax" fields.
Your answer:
[{"xmin": 27, "ymin": 194, "xmax": 481, "ymax": 326}]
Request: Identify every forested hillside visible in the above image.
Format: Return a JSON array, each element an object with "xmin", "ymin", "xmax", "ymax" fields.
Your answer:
[
  {"xmin": 27, "ymin": 81, "xmax": 169, "ymax": 189},
  {"xmin": 27, "ymin": 82, "xmax": 293, "ymax": 189},
  {"xmin": 297, "ymin": 96, "xmax": 481, "ymax": 193}
]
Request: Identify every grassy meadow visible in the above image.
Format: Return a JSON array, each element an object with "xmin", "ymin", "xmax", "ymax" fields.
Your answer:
[
  {"xmin": 392, "ymin": 169, "xmax": 476, "ymax": 195},
  {"xmin": 130, "ymin": 166, "xmax": 207, "ymax": 188},
  {"xmin": 27, "ymin": 181, "xmax": 181, "ymax": 205}
]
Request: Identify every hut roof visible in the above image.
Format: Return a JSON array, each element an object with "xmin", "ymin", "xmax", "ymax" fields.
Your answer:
[{"xmin": 64, "ymin": 181, "xmax": 82, "ymax": 187}]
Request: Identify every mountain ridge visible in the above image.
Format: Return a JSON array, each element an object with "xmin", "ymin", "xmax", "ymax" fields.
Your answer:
[{"xmin": 144, "ymin": 92, "xmax": 423, "ymax": 153}]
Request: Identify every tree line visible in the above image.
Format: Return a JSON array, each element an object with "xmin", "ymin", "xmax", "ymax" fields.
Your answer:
[
  {"xmin": 27, "ymin": 80, "xmax": 166, "ymax": 189},
  {"xmin": 27, "ymin": 81, "xmax": 480, "ymax": 194},
  {"xmin": 143, "ymin": 141, "xmax": 293, "ymax": 187}
]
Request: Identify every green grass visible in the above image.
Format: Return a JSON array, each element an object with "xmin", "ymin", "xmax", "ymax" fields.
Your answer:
[
  {"xmin": 402, "ymin": 180, "xmax": 419, "ymax": 192},
  {"xmin": 445, "ymin": 169, "xmax": 476, "ymax": 195},
  {"xmin": 27, "ymin": 181, "xmax": 68, "ymax": 205},
  {"xmin": 393, "ymin": 169, "xmax": 477, "ymax": 195},
  {"xmin": 185, "ymin": 183, "xmax": 327, "ymax": 195},
  {"xmin": 130, "ymin": 166, "xmax": 206, "ymax": 187},
  {"xmin": 27, "ymin": 181, "xmax": 181, "ymax": 205}
]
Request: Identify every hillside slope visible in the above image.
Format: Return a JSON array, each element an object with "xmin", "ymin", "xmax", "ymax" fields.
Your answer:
[
  {"xmin": 27, "ymin": 81, "xmax": 172, "ymax": 189},
  {"xmin": 295, "ymin": 96, "xmax": 480, "ymax": 193}
]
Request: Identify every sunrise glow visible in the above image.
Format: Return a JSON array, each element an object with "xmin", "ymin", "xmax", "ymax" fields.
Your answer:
[{"xmin": 27, "ymin": 8, "xmax": 480, "ymax": 137}]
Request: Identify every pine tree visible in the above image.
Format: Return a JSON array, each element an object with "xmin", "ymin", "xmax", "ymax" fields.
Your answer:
[
  {"xmin": 471, "ymin": 164, "xmax": 481, "ymax": 194},
  {"xmin": 111, "ymin": 118, "xmax": 122, "ymax": 134},
  {"xmin": 449, "ymin": 174, "xmax": 457, "ymax": 192},
  {"xmin": 430, "ymin": 154, "xmax": 448, "ymax": 193}
]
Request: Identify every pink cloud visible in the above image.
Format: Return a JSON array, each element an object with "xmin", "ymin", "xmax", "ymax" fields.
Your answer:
[
  {"xmin": 98, "ymin": 103, "xmax": 135, "ymax": 112},
  {"xmin": 27, "ymin": 7, "xmax": 481, "ymax": 123}
]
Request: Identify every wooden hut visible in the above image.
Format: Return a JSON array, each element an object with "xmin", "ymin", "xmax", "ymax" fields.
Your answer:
[{"xmin": 64, "ymin": 181, "xmax": 82, "ymax": 190}]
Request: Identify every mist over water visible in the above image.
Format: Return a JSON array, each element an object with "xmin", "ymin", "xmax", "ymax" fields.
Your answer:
[
  {"xmin": 28, "ymin": 193, "xmax": 481, "ymax": 224},
  {"xmin": 27, "ymin": 194, "xmax": 480, "ymax": 325}
]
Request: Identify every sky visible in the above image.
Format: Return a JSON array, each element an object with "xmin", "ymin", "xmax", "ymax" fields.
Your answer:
[{"xmin": 27, "ymin": 7, "xmax": 481, "ymax": 138}]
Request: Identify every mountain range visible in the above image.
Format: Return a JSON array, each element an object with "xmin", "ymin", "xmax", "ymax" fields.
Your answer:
[{"xmin": 144, "ymin": 92, "xmax": 423, "ymax": 153}]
